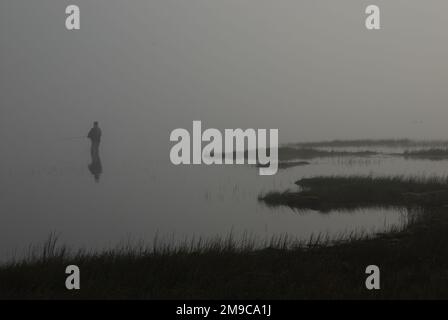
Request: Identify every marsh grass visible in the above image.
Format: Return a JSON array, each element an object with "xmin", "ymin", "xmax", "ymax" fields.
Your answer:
[
  {"xmin": 293, "ymin": 139, "xmax": 448, "ymax": 148},
  {"xmin": 4, "ymin": 229, "xmax": 381, "ymax": 267},
  {"xmin": 260, "ymin": 175, "xmax": 448, "ymax": 211},
  {"xmin": 403, "ymin": 148, "xmax": 448, "ymax": 160}
]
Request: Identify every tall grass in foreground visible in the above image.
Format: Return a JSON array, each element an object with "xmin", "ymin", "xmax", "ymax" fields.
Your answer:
[{"xmin": 2, "ymin": 222, "xmax": 410, "ymax": 269}]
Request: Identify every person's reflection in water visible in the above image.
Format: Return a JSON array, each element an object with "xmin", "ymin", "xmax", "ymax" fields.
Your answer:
[
  {"xmin": 88, "ymin": 150, "xmax": 102, "ymax": 183},
  {"xmin": 87, "ymin": 121, "xmax": 103, "ymax": 183}
]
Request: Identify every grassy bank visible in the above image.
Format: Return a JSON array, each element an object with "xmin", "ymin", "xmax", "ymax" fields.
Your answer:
[
  {"xmin": 1, "ymin": 207, "xmax": 448, "ymax": 299},
  {"xmin": 260, "ymin": 176, "xmax": 448, "ymax": 211},
  {"xmin": 293, "ymin": 139, "xmax": 448, "ymax": 148},
  {"xmin": 403, "ymin": 148, "xmax": 448, "ymax": 160}
]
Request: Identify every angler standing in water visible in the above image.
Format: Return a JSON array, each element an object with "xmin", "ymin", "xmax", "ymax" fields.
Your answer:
[
  {"xmin": 87, "ymin": 121, "xmax": 102, "ymax": 157},
  {"xmin": 87, "ymin": 121, "xmax": 103, "ymax": 182}
]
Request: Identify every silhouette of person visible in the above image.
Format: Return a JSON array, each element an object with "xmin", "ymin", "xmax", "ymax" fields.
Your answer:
[
  {"xmin": 87, "ymin": 121, "xmax": 102, "ymax": 157},
  {"xmin": 87, "ymin": 121, "xmax": 102, "ymax": 182}
]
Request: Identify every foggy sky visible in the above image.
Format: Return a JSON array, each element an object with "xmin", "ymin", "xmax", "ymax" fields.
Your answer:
[{"xmin": 2, "ymin": 0, "xmax": 448, "ymax": 151}]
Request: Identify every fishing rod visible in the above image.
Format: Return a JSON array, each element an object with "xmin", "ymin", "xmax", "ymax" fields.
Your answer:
[{"xmin": 62, "ymin": 136, "xmax": 86, "ymax": 141}]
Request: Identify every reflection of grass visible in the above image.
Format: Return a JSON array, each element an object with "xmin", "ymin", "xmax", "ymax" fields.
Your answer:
[
  {"xmin": 257, "ymin": 160, "xmax": 310, "ymax": 170},
  {"xmin": 277, "ymin": 161, "xmax": 310, "ymax": 169},
  {"xmin": 3, "ymin": 208, "xmax": 448, "ymax": 299},
  {"xmin": 259, "ymin": 176, "xmax": 448, "ymax": 211},
  {"xmin": 278, "ymin": 147, "xmax": 376, "ymax": 160}
]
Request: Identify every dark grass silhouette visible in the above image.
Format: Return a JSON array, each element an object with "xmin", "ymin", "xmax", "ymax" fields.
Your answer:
[
  {"xmin": 259, "ymin": 175, "xmax": 448, "ymax": 211},
  {"xmin": 293, "ymin": 139, "xmax": 448, "ymax": 148},
  {"xmin": 403, "ymin": 148, "xmax": 448, "ymax": 160}
]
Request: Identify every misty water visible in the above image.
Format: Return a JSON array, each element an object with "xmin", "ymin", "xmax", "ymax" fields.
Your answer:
[{"xmin": 2, "ymin": 136, "xmax": 446, "ymax": 261}]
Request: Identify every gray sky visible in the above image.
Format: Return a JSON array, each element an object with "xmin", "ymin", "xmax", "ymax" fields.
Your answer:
[{"xmin": 1, "ymin": 0, "xmax": 448, "ymax": 150}]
